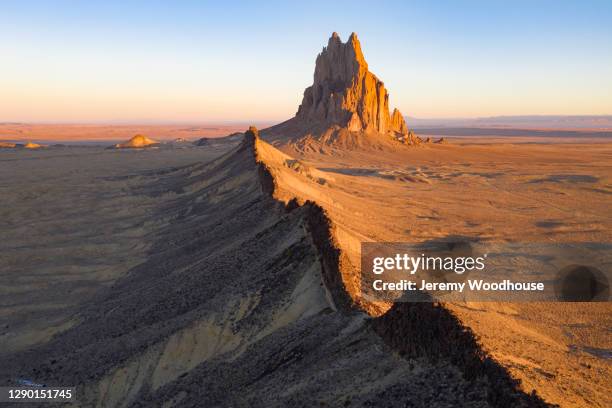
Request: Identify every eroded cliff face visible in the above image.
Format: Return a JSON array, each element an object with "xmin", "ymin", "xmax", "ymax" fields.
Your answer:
[
  {"xmin": 390, "ymin": 108, "xmax": 407, "ymax": 135},
  {"xmin": 296, "ymin": 32, "xmax": 409, "ymax": 137},
  {"xmin": 249, "ymin": 129, "xmax": 551, "ymax": 407}
]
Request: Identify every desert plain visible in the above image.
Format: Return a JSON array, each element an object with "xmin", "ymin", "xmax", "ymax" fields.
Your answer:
[
  {"xmin": 0, "ymin": 32, "xmax": 610, "ymax": 408},
  {"xmin": 1, "ymin": 127, "xmax": 610, "ymax": 407}
]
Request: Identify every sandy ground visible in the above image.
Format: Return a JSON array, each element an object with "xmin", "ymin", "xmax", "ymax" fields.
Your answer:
[
  {"xmin": 0, "ymin": 145, "xmax": 232, "ymax": 354},
  {"xmin": 0, "ymin": 138, "xmax": 513, "ymax": 408},
  {"xmin": 259, "ymin": 134, "xmax": 612, "ymax": 407},
  {"xmin": 0, "ymin": 133, "xmax": 610, "ymax": 407}
]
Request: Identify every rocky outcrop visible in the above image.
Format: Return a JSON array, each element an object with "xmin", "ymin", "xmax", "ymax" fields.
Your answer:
[
  {"xmin": 390, "ymin": 108, "xmax": 408, "ymax": 135},
  {"xmin": 403, "ymin": 130, "xmax": 421, "ymax": 145},
  {"xmin": 249, "ymin": 126, "xmax": 354, "ymax": 311},
  {"xmin": 195, "ymin": 132, "xmax": 244, "ymax": 146},
  {"xmin": 113, "ymin": 134, "xmax": 159, "ymax": 149},
  {"xmin": 249, "ymin": 128, "xmax": 551, "ymax": 406},
  {"xmin": 296, "ymin": 32, "xmax": 410, "ymax": 138},
  {"xmin": 24, "ymin": 142, "xmax": 44, "ymax": 149}
]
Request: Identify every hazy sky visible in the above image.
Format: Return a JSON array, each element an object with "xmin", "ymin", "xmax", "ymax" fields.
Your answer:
[{"xmin": 2, "ymin": 0, "xmax": 611, "ymax": 123}]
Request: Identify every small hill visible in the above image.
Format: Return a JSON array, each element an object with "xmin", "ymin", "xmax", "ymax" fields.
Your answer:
[
  {"xmin": 195, "ymin": 132, "xmax": 244, "ymax": 146},
  {"xmin": 113, "ymin": 134, "xmax": 159, "ymax": 149},
  {"xmin": 165, "ymin": 137, "xmax": 193, "ymax": 148},
  {"xmin": 24, "ymin": 142, "xmax": 44, "ymax": 149}
]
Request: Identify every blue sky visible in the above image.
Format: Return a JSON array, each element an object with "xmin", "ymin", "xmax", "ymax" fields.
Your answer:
[{"xmin": 1, "ymin": 0, "xmax": 611, "ymax": 122}]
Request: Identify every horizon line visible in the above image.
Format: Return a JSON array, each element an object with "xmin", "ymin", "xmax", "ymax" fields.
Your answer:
[{"xmin": 2, "ymin": 114, "xmax": 612, "ymax": 126}]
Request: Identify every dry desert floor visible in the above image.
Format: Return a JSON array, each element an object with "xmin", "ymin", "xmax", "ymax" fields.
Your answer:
[
  {"xmin": 263, "ymin": 135, "xmax": 612, "ymax": 407},
  {"xmin": 0, "ymin": 135, "xmax": 610, "ymax": 407}
]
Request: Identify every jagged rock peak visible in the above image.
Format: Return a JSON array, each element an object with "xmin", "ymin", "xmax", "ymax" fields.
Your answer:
[
  {"xmin": 246, "ymin": 126, "xmax": 259, "ymax": 137},
  {"xmin": 391, "ymin": 109, "xmax": 407, "ymax": 135},
  {"xmin": 296, "ymin": 32, "xmax": 409, "ymax": 136},
  {"xmin": 244, "ymin": 126, "xmax": 260, "ymax": 147}
]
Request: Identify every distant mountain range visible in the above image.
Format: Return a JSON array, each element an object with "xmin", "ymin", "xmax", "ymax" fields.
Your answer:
[{"xmin": 406, "ymin": 115, "xmax": 612, "ymax": 130}]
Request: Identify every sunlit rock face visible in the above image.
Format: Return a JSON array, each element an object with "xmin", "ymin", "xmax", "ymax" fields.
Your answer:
[
  {"xmin": 114, "ymin": 134, "xmax": 159, "ymax": 149},
  {"xmin": 24, "ymin": 142, "xmax": 43, "ymax": 149},
  {"xmin": 296, "ymin": 32, "xmax": 408, "ymax": 136},
  {"xmin": 390, "ymin": 108, "xmax": 408, "ymax": 135}
]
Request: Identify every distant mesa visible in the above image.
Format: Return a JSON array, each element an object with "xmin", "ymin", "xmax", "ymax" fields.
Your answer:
[
  {"xmin": 265, "ymin": 32, "xmax": 424, "ymax": 147},
  {"xmin": 0, "ymin": 141, "xmax": 51, "ymax": 149},
  {"xmin": 112, "ymin": 134, "xmax": 159, "ymax": 149},
  {"xmin": 194, "ymin": 137, "xmax": 212, "ymax": 146},
  {"xmin": 193, "ymin": 137, "xmax": 215, "ymax": 146},
  {"xmin": 165, "ymin": 137, "xmax": 192, "ymax": 148},
  {"xmin": 1, "ymin": 141, "xmax": 45, "ymax": 149},
  {"xmin": 24, "ymin": 141, "xmax": 44, "ymax": 149},
  {"xmin": 225, "ymin": 132, "xmax": 245, "ymax": 141},
  {"xmin": 195, "ymin": 132, "xmax": 244, "ymax": 146}
]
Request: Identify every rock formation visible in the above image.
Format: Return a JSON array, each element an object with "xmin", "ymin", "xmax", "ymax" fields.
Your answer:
[
  {"xmin": 113, "ymin": 134, "xmax": 159, "ymax": 149},
  {"xmin": 195, "ymin": 132, "xmax": 243, "ymax": 146},
  {"xmin": 296, "ymin": 32, "xmax": 410, "ymax": 138},
  {"xmin": 403, "ymin": 130, "xmax": 421, "ymax": 145},
  {"xmin": 24, "ymin": 142, "xmax": 43, "ymax": 149},
  {"xmin": 390, "ymin": 108, "xmax": 408, "ymax": 135}
]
